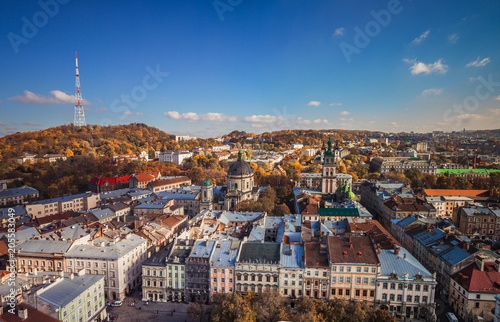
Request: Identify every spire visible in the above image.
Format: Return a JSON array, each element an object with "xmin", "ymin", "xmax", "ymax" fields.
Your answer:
[{"xmin": 74, "ymin": 52, "xmax": 86, "ymax": 127}]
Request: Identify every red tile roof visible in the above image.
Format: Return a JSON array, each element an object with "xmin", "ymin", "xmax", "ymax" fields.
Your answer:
[
  {"xmin": 89, "ymin": 175, "xmax": 131, "ymax": 186},
  {"xmin": 328, "ymin": 236, "xmax": 379, "ymax": 265},
  {"xmin": 162, "ymin": 216, "xmax": 180, "ymax": 228},
  {"xmin": 451, "ymin": 260, "xmax": 500, "ymax": 294},
  {"xmin": 134, "ymin": 173, "xmax": 156, "ymax": 182},
  {"xmin": 304, "ymin": 242, "xmax": 329, "ymax": 268}
]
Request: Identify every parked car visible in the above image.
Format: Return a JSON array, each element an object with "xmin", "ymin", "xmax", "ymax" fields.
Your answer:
[{"xmin": 110, "ymin": 301, "xmax": 123, "ymax": 307}]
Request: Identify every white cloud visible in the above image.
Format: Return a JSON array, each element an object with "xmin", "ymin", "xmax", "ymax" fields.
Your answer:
[
  {"xmin": 403, "ymin": 58, "xmax": 448, "ymax": 75},
  {"xmin": 164, "ymin": 111, "xmax": 238, "ymax": 122},
  {"xmin": 9, "ymin": 90, "xmax": 91, "ymax": 105},
  {"xmin": 307, "ymin": 101, "xmax": 321, "ymax": 107},
  {"xmin": 469, "ymin": 76, "xmax": 481, "ymax": 82},
  {"xmin": 329, "ymin": 102, "xmax": 342, "ymax": 106},
  {"xmin": 422, "ymin": 88, "xmax": 443, "ymax": 96},
  {"xmin": 333, "ymin": 27, "xmax": 345, "ymax": 37},
  {"xmin": 340, "ymin": 117, "xmax": 354, "ymax": 122},
  {"xmin": 123, "ymin": 111, "xmax": 143, "ymax": 116},
  {"xmin": 340, "ymin": 111, "xmax": 350, "ymax": 116},
  {"xmin": 411, "ymin": 30, "xmax": 430, "ymax": 44},
  {"xmin": 466, "ymin": 56, "xmax": 491, "ymax": 68},
  {"xmin": 295, "ymin": 117, "xmax": 328, "ymax": 125},
  {"xmin": 243, "ymin": 115, "xmax": 282, "ymax": 123},
  {"xmin": 448, "ymin": 33, "xmax": 459, "ymax": 44}
]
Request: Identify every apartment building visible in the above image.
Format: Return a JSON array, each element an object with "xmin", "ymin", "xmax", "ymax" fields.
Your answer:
[
  {"xmin": 327, "ymin": 236, "xmax": 379, "ymax": 305},
  {"xmin": 64, "ymin": 234, "xmax": 147, "ymax": 301},
  {"xmin": 279, "ymin": 243, "xmax": 304, "ymax": 298},
  {"xmin": 0, "ymin": 185, "xmax": 39, "ymax": 207},
  {"xmin": 26, "ymin": 192, "xmax": 99, "ymax": 219},
  {"xmin": 209, "ymin": 240, "xmax": 240, "ymax": 298},
  {"xmin": 185, "ymin": 240, "xmax": 216, "ymax": 303},
  {"xmin": 304, "ymin": 242, "xmax": 330, "ymax": 299}
]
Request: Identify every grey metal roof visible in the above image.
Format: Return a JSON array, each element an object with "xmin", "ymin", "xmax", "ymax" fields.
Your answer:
[
  {"xmin": 90, "ymin": 208, "xmax": 115, "ymax": 220},
  {"xmin": 189, "ymin": 240, "xmax": 216, "ymax": 259},
  {"xmin": 65, "ymin": 234, "xmax": 146, "ymax": 260},
  {"xmin": 378, "ymin": 249, "xmax": 433, "ymax": 279},
  {"xmin": 280, "ymin": 244, "xmax": 304, "ymax": 269},
  {"xmin": 30, "ymin": 192, "xmax": 97, "ymax": 205},
  {"xmin": 37, "ymin": 274, "xmax": 105, "ymax": 308},
  {"xmin": 17, "ymin": 239, "xmax": 73, "ymax": 254},
  {"xmin": 143, "ymin": 246, "xmax": 171, "ymax": 266},
  {"xmin": 0, "ymin": 185, "xmax": 38, "ymax": 199},
  {"xmin": 156, "ymin": 189, "xmax": 199, "ymax": 201},
  {"xmin": 210, "ymin": 240, "xmax": 240, "ymax": 268}
]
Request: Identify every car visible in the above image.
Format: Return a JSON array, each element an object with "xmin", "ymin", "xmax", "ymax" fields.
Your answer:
[
  {"xmin": 446, "ymin": 312, "xmax": 458, "ymax": 322},
  {"xmin": 110, "ymin": 301, "xmax": 123, "ymax": 307}
]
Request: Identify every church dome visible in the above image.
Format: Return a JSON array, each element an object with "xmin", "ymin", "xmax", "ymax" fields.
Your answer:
[
  {"xmin": 202, "ymin": 179, "xmax": 212, "ymax": 187},
  {"xmin": 228, "ymin": 150, "xmax": 253, "ymax": 177},
  {"xmin": 228, "ymin": 160, "xmax": 253, "ymax": 176}
]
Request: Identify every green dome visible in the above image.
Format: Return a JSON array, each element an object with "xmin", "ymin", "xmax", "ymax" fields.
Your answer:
[
  {"xmin": 345, "ymin": 191, "xmax": 359, "ymax": 201},
  {"xmin": 337, "ymin": 185, "xmax": 350, "ymax": 193},
  {"xmin": 202, "ymin": 179, "xmax": 212, "ymax": 187}
]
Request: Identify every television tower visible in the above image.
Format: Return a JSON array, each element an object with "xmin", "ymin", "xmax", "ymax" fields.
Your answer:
[{"xmin": 73, "ymin": 52, "xmax": 86, "ymax": 127}]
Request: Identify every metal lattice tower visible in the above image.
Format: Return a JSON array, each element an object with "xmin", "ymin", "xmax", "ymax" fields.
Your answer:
[{"xmin": 74, "ymin": 52, "xmax": 86, "ymax": 127}]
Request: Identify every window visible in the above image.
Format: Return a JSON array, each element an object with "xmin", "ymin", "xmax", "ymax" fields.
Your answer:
[
  {"xmin": 213, "ymin": 269, "xmax": 217, "ymax": 274},
  {"xmin": 390, "ymin": 283, "xmax": 395, "ymax": 290},
  {"xmin": 397, "ymin": 283, "xmax": 403, "ymax": 290},
  {"xmin": 408, "ymin": 284, "xmax": 413, "ymax": 291},
  {"xmin": 332, "ymin": 266, "xmax": 337, "ymax": 272},
  {"xmin": 346, "ymin": 277, "xmax": 351, "ymax": 284},
  {"xmin": 346, "ymin": 267, "xmax": 351, "ymax": 272},
  {"xmin": 390, "ymin": 294, "xmax": 395, "ymax": 301},
  {"xmin": 371, "ymin": 268, "xmax": 376, "ymax": 273},
  {"xmin": 397, "ymin": 294, "xmax": 402, "ymax": 301},
  {"xmin": 356, "ymin": 290, "xmax": 360, "ymax": 296},
  {"xmin": 339, "ymin": 266, "xmax": 344, "ymax": 272},
  {"xmin": 407, "ymin": 295, "xmax": 412, "ymax": 302},
  {"xmin": 383, "ymin": 283, "xmax": 388, "ymax": 289},
  {"xmin": 414, "ymin": 295, "xmax": 420, "ymax": 303},
  {"xmin": 424, "ymin": 285, "xmax": 429, "ymax": 292},
  {"xmin": 356, "ymin": 277, "xmax": 361, "ymax": 284},
  {"xmin": 363, "ymin": 278, "xmax": 368, "ymax": 284},
  {"xmin": 357, "ymin": 267, "xmax": 361, "ymax": 273},
  {"xmin": 423, "ymin": 296, "xmax": 428, "ymax": 303},
  {"xmin": 364, "ymin": 267, "xmax": 368, "ymax": 273},
  {"xmin": 382, "ymin": 294, "xmax": 387, "ymax": 300},
  {"xmin": 415, "ymin": 285, "xmax": 420, "ymax": 291},
  {"xmin": 332, "ymin": 276, "xmax": 336, "ymax": 283},
  {"xmin": 339, "ymin": 277, "xmax": 344, "ymax": 284}
]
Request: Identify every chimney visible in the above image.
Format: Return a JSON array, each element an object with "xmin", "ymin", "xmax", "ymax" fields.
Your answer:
[
  {"xmin": 377, "ymin": 246, "xmax": 381, "ymax": 254},
  {"xmin": 395, "ymin": 246, "xmax": 400, "ymax": 255},
  {"xmin": 404, "ymin": 253, "xmax": 407, "ymax": 260},
  {"xmin": 18, "ymin": 308, "xmax": 28, "ymax": 320}
]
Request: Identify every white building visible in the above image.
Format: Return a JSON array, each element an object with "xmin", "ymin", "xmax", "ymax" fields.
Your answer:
[
  {"xmin": 64, "ymin": 234, "xmax": 147, "ymax": 301},
  {"xmin": 159, "ymin": 151, "xmax": 193, "ymax": 165}
]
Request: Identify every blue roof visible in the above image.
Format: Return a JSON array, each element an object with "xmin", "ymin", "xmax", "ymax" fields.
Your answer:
[
  {"xmin": 396, "ymin": 216, "xmax": 418, "ymax": 228},
  {"xmin": 0, "ymin": 205, "xmax": 26, "ymax": 219},
  {"xmin": 439, "ymin": 245, "xmax": 478, "ymax": 266},
  {"xmin": 156, "ymin": 189, "xmax": 199, "ymax": 201},
  {"xmin": 414, "ymin": 229, "xmax": 446, "ymax": 246},
  {"xmin": 0, "ymin": 185, "xmax": 38, "ymax": 198}
]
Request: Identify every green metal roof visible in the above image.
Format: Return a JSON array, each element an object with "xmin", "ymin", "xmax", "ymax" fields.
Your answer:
[
  {"xmin": 436, "ymin": 169, "xmax": 500, "ymax": 175},
  {"xmin": 202, "ymin": 179, "xmax": 212, "ymax": 186},
  {"xmin": 318, "ymin": 208, "xmax": 359, "ymax": 217}
]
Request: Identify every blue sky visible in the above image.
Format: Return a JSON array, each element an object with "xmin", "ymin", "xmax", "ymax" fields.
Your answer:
[{"xmin": 1, "ymin": 0, "xmax": 499, "ymax": 138}]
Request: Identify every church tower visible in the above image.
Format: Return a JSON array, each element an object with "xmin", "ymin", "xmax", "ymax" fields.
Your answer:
[
  {"xmin": 200, "ymin": 179, "xmax": 214, "ymax": 211},
  {"xmin": 321, "ymin": 137, "xmax": 338, "ymax": 194}
]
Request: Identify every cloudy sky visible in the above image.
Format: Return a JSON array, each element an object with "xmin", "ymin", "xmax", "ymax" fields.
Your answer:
[{"xmin": 1, "ymin": 0, "xmax": 499, "ymax": 137}]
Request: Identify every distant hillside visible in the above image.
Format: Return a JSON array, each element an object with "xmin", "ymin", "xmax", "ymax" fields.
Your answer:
[{"xmin": 0, "ymin": 123, "xmax": 217, "ymax": 162}]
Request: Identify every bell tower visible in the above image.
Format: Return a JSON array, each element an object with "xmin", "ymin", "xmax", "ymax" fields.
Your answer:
[{"xmin": 321, "ymin": 137, "xmax": 338, "ymax": 194}]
